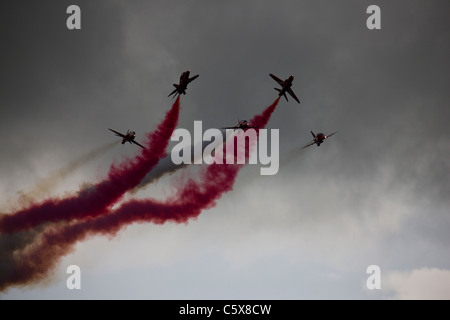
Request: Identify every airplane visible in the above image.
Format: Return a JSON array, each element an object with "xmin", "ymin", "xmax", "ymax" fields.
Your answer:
[
  {"xmin": 221, "ymin": 118, "xmax": 259, "ymax": 130},
  {"xmin": 301, "ymin": 131, "xmax": 337, "ymax": 149},
  {"xmin": 108, "ymin": 128, "xmax": 146, "ymax": 149},
  {"xmin": 269, "ymin": 73, "xmax": 300, "ymax": 104},
  {"xmin": 168, "ymin": 70, "xmax": 199, "ymax": 98}
]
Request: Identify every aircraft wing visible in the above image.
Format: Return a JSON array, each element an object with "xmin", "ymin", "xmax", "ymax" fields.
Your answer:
[
  {"xmin": 221, "ymin": 126, "xmax": 259, "ymax": 130},
  {"xmin": 300, "ymin": 140, "xmax": 315, "ymax": 149},
  {"xmin": 269, "ymin": 74, "xmax": 285, "ymax": 86},
  {"xmin": 132, "ymin": 140, "xmax": 146, "ymax": 149},
  {"xmin": 287, "ymin": 88, "xmax": 300, "ymax": 104},
  {"xmin": 108, "ymin": 128, "xmax": 126, "ymax": 138},
  {"xmin": 188, "ymin": 74, "xmax": 199, "ymax": 83},
  {"xmin": 326, "ymin": 131, "xmax": 337, "ymax": 138}
]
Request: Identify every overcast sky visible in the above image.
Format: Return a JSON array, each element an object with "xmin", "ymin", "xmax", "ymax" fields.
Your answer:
[{"xmin": 1, "ymin": 0, "xmax": 449, "ymax": 299}]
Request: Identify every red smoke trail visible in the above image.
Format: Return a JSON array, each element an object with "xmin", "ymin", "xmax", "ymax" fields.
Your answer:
[
  {"xmin": 0, "ymin": 98, "xmax": 279, "ymax": 291},
  {"xmin": 0, "ymin": 97, "xmax": 181, "ymax": 234}
]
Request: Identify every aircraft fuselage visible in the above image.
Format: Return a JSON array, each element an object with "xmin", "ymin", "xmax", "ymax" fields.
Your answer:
[
  {"xmin": 278, "ymin": 75, "xmax": 294, "ymax": 96},
  {"xmin": 122, "ymin": 132, "xmax": 136, "ymax": 144},
  {"xmin": 314, "ymin": 133, "xmax": 327, "ymax": 146}
]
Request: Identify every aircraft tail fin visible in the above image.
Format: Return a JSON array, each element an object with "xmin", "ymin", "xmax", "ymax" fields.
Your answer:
[{"xmin": 275, "ymin": 88, "xmax": 288, "ymax": 101}]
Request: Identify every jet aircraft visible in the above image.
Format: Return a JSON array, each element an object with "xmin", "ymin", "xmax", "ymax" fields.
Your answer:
[
  {"xmin": 108, "ymin": 128, "xmax": 146, "ymax": 149},
  {"xmin": 301, "ymin": 131, "xmax": 337, "ymax": 149},
  {"xmin": 270, "ymin": 73, "xmax": 300, "ymax": 104},
  {"xmin": 221, "ymin": 118, "xmax": 259, "ymax": 130},
  {"xmin": 168, "ymin": 70, "xmax": 199, "ymax": 98}
]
